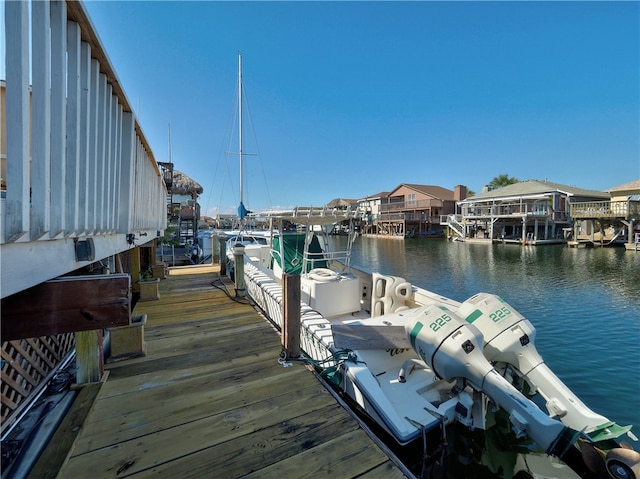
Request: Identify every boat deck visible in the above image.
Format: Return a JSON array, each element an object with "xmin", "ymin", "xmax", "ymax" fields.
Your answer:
[{"xmin": 33, "ymin": 264, "xmax": 406, "ymax": 478}]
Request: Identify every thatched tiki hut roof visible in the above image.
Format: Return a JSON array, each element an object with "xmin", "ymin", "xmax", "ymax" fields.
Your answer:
[
  {"xmin": 172, "ymin": 170, "xmax": 203, "ymax": 197},
  {"xmin": 325, "ymin": 198, "xmax": 356, "ymax": 209}
]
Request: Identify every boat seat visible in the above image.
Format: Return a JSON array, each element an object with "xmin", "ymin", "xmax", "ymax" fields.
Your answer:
[{"xmin": 371, "ymin": 273, "xmax": 413, "ymax": 317}]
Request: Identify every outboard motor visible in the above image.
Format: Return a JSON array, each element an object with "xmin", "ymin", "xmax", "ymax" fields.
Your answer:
[
  {"xmin": 458, "ymin": 293, "xmax": 633, "ymax": 442},
  {"xmin": 405, "ymin": 304, "xmax": 592, "ymax": 477}
]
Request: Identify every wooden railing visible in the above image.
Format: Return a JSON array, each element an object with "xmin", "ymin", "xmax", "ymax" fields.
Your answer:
[
  {"xmin": 460, "ymin": 202, "xmax": 570, "ymax": 222},
  {"xmin": 1, "ymin": 0, "xmax": 167, "ymax": 298},
  {"xmin": 376, "ymin": 213, "xmax": 405, "ymax": 221},
  {"xmin": 380, "ymin": 198, "xmax": 444, "ymax": 213},
  {"xmin": 570, "ymin": 200, "xmax": 639, "ymax": 219}
]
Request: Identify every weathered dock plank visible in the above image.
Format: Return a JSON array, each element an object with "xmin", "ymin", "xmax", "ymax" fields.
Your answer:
[
  {"xmin": 27, "ymin": 378, "xmax": 107, "ymax": 479},
  {"xmin": 53, "ymin": 265, "xmax": 407, "ymax": 478},
  {"xmin": 240, "ymin": 428, "xmax": 406, "ymax": 479}
]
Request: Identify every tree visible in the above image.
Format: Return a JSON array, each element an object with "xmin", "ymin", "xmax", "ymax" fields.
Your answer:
[{"xmin": 488, "ymin": 174, "xmax": 519, "ymax": 190}]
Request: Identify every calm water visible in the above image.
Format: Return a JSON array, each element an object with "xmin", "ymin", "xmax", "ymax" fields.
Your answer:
[{"xmin": 332, "ymin": 236, "xmax": 640, "ymax": 477}]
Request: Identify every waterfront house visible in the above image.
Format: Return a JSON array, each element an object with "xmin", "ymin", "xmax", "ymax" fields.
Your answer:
[
  {"xmin": 570, "ymin": 179, "xmax": 640, "ymax": 248},
  {"xmin": 448, "ymin": 179, "xmax": 610, "ymax": 244},
  {"xmin": 607, "ymin": 179, "xmax": 640, "ymax": 202},
  {"xmin": 371, "ymin": 184, "xmax": 467, "ymax": 238},
  {"xmin": 356, "ymin": 191, "xmax": 390, "ymax": 235}
]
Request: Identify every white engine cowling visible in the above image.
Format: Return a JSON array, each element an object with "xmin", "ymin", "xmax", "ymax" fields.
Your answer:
[
  {"xmin": 405, "ymin": 304, "xmax": 570, "ymax": 456},
  {"xmin": 458, "ymin": 293, "xmax": 621, "ymax": 440},
  {"xmin": 405, "ymin": 304, "xmax": 492, "ymax": 387}
]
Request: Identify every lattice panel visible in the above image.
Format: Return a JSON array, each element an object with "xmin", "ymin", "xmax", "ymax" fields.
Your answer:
[{"xmin": 1, "ymin": 333, "xmax": 75, "ymax": 428}]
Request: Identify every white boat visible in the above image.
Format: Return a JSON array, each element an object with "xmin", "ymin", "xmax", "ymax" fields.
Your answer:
[
  {"xmin": 229, "ymin": 205, "xmax": 639, "ymax": 479},
  {"xmin": 218, "ymin": 55, "xmax": 638, "ymax": 477}
]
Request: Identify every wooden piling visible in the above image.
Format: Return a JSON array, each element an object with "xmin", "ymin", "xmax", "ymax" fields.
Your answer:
[
  {"xmin": 210, "ymin": 232, "xmax": 218, "ymax": 264},
  {"xmin": 233, "ymin": 244, "xmax": 245, "ymax": 298},
  {"xmin": 218, "ymin": 233, "xmax": 227, "ymax": 275},
  {"xmin": 282, "ymin": 273, "xmax": 301, "ymax": 358}
]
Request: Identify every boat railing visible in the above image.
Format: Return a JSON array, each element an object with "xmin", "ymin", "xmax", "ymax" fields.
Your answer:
[
  {"xmin": 270, "ymin": 205, "xmax": 359, "ymax": 225},
  {"xmin": 303, "ymin": 249, "xmax": 352, "ymax": 271}
]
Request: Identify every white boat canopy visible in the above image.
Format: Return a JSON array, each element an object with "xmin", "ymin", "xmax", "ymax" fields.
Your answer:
[{"xmin": 255, "ymin": 206, "xmax": 359, "ymax": 226}]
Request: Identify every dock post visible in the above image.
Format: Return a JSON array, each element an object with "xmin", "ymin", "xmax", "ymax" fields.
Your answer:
[
  {"xmin": 218, "ymin": 233, "xmax": 227, "ymax": 275},
  {"xmin": 282, "ymin": 273, "xmax": 301, "ymax": 358},
  {"xmin": 211, "ymin": 232, "xmax": 218, "ymax": 264},
  {"xmin": 233, "ymin": 244, "xmax": 245, "ymax": 298}
]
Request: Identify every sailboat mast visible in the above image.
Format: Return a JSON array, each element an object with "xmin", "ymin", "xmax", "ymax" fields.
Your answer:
[
  {"xmin": 238, "ymin": 52, "xmax": 244, "ymax": 213},
  {"xmin": 167, "ymin": 123, "xmax": 172, "ymax": 163}
]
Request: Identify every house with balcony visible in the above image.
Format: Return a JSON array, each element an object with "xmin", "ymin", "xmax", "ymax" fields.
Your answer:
[
  {"xmin": 357, "ymin": 191, "xmax": 390, "ymax": 235},
  {"xmin": 369, "ymin": 184, "xmax": 466, "ymax": 238},
  {"xmin": 445, "ymin": 180, "xmax": 610, "ymax": 245},
  {"xmin": 570, "ymin": 179, "xmax": 640, "ymax": 249}
]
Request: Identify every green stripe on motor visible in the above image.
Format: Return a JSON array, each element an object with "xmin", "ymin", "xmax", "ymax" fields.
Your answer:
[
  {"xmin": 465, "ymin": 309, "xmax": 483, "ymax": 323},
  {"xmin": 409, "ymin": 322, "xmax": 424, "ymax": 350}
]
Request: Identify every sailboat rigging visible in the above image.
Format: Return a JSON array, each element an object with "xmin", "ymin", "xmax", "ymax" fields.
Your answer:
[{"xmin": 237, "ymin": 52, "xmax": 249, "ymax": 222}]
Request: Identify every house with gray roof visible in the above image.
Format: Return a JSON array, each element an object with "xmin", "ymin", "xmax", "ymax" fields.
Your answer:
[
  {"xmin": 570, "ymin": 179, "xmax": 640, "ymax": 249},
  {"xmin": 448, "ymin": 179, "xmax": 610, "ymax": 245},
  {"xmin": 607, "ymin": 179, "xmax": 640, "ymax": 202}
]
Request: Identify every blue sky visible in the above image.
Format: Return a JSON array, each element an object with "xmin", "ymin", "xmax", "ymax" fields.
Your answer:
[{"xmin": 80, "ymin": 1, "xmax": 639, "ymax": 217}]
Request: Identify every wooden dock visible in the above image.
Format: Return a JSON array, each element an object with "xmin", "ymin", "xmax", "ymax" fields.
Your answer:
[{"xmin": 36, "ymin": 265, "xmax": 407, "ymax": 478}]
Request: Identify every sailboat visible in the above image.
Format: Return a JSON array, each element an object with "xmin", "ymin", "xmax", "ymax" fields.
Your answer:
[{"xmin": 199, "ymin": 53, "xmax": 272, "ymax": 270}]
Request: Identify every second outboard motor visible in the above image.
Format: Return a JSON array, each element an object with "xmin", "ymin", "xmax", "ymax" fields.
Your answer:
[
  {"xmin": 458, "ymin": 293, "xmax": 632, "ymax": 442},
  {"xmin": 405, "ymin": 304, "xmax": 590, "ymax": 476}
]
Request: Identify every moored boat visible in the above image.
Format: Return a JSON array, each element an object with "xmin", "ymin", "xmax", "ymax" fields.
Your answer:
[
  {"xmin": 229, "ymin": 205, "xmax": 639, "ymax": 479},
  {"xmin": 217, "ymin": 53, "xmax": 638, "ymax": 478}
]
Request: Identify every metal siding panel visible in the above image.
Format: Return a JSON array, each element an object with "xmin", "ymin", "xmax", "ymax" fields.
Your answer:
[
  {"xmin": 31, "ymin": 0, "xmax": 52, "ymax": 239},
  {"xmin": 66, "ymin": 21, "xmax": 82, "ymax": 235},
  {"xmin": 51, "ymin": 0, "xmax": 68, "ymax": 236}
]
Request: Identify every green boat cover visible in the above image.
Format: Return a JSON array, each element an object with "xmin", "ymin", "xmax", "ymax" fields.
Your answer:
[{"xmin": 272, "ymin": 233, "xmax": 327, "ymax": 274}]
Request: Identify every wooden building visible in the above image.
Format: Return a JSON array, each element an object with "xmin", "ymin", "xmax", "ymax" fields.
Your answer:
[
  {"xmin": 445, "ymin": 180, "xmax": 611, "ymax": 245},
  {"xmin": 358, "ymin": 191, "xmax": 390, "ymax": 235},
  {"xmin": 570, "ymin": 179, "xmax": 640, "ymax": 249},
  {"xmin": 1, "ymin": 0, "xmax": 166, "ymax": 432},
  {"xmin": 369, "ymin": 184, "xmax": 466, "ymax": 238}
]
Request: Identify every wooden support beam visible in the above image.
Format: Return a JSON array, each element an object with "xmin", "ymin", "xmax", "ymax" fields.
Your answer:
[
  {"xmin": 282, "ymin": 273, "xmax": 300, "ymax": 358},
  {"xmin": 1, "ymin": 274, "xmax": 131, "ymax": 341},
  {"xmin": 130, "ymin": 245, "xmax": 141, "ymax": 293},
  {"xmin": 75, "ymin": 329, "xmax": 104, "ymax": 384}
]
